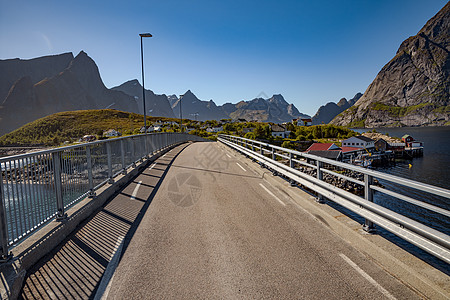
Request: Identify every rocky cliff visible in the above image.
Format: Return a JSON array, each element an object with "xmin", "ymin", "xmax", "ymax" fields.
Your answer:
[
  {"xmin": 312, "ymin": 93, "xmax": 362, "ymax": 125},
  {"xmin": 331, "ymin": 3, "xmax": 450, "ymax": 127},
  {"xmin": 0, "ymin": 51, "xmax": 139, "ymax": 135}
]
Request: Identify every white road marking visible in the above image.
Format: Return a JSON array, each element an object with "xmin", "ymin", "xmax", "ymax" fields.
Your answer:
[
  {"xmin": 236, "ymin": 162, "xmax": 246, "ymax": 171},
  {"xmin": 259, "ymin": 183, "xmax": 286, "ymax": 206},
  {"xmin": 339, "ymin": 253, "xmax": 396, "ymax": 300},
  {"xmin": 226, "ymin": 153, "xmax": 232, "ymax": 158},
  {"xmin": 130, "ymin": 181, "xmax": 142, "ymax": 200},
  {"xmin": 94, "ymin": 236, "xmax": 125, "ymax": 300}
]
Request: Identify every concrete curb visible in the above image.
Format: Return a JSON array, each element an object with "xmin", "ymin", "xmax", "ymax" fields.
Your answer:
[
  {"xmin": 0, "ymin": 144, "xmax": 182, "ymax": 300},
  {"xmin": 218, "ymin": 141, "xmax": 450, "ymax": 300}
]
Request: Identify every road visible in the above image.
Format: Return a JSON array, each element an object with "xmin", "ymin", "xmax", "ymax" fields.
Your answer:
[{"xmin": 103, "ymin": 141, "xmax": 419, "ymax": 299}]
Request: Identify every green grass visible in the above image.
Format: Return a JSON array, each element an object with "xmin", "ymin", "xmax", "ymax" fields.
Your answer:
[
  {"xmin": 432, "ymin": 106, "xmax": 450, "ymax": 114},
  {"xmin": 0, "ymin": 109, "xmax": 182, "ymax": 146},
  {"xmin": 347, "ymin": 118, "xmax": 366, "ymax": 128},
  {"xmin": 370, "ymin": 102, "xmax": 431, "ymax": 117}
]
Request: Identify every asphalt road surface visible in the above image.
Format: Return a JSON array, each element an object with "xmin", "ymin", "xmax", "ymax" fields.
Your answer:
[{"xmin": 104, "ymin": 142, "xmax": 420, "ymax": 300}]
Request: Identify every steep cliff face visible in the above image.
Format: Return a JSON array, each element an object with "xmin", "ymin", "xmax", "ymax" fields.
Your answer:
[
  {"xmin": 312, "ymin": 93, "xmax": 362, "ymax": 125},
  {"xmin": 331, "ymin": 3, "xmax": 450, "ymax": 127},
  {"xmin": 112, "ymin": 80, "xmax": 175, "ymax": 118},
  {"xmin": 0, "ymin": 51, "xmax": 138, "ymax": 135}
]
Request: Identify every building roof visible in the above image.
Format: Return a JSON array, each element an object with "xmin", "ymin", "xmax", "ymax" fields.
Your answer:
[
  {"xmin": 307, "ymin": 150, "xmax": 341, "ymax": 160},
  {"xmin": 402, "ymin": 134, "xmax": 412, "ymax": 139},
  {"xmin": 354, "ymin": 135, "xmax": 374, "ymax": 142},
  {"xmin": 306, "ymin": 143, "xmax": 340, "ymax": 151},
  {"xmin": 340, "ymin": 146, "xmax": 363, "ymax": 153},
  {"xmin": 301, "ymin": 118, "xmax": 312, "ymax": 122},
  {"xmin": 271, "ymin": 124, "xmax": 286, "ymax": 132}
]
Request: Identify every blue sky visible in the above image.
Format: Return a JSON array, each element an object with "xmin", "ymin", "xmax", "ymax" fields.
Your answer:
[{"xmin": 0, "ymin": 0, "xmax": 447, "ymax": 116}]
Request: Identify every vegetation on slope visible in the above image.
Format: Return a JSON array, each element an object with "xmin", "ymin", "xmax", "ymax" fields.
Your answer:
[{"xmin": 0, "ymin": 109, "xmax": 180, "ymax": 146}]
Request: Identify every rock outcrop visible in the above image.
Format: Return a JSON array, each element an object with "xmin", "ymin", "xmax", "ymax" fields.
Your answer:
[
  {"xmin": 331, "ymin": 3, "xmax": 450, "ymax": 127},
  {"xmin": 312, "ymin": 93, "xmax": 362, "ymax": 125}
]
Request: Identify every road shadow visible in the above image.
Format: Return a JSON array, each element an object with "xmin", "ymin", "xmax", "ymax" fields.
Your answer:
[{"xmin": 19, "ymin": 144, "xmax": 189, "ymax": 299}]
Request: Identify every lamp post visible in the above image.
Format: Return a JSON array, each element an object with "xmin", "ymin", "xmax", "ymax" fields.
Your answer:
[
  {"xmin": 179, "ymin": 94, "xmax": 184, "ymax": 133},
  {"xmin": 140, "ymin": 33, "xmax": 152, "ymax": 133}
]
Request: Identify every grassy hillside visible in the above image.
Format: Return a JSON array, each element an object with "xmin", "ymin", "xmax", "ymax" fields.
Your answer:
[{"xmin": 0, "ymin": 109, "xmax": 180, "ymax": 146}]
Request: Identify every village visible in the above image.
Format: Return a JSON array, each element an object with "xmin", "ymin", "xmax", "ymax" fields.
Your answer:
[{"xmin": 77, "ymin": 116, "xmax": 424, "ymax": 169}]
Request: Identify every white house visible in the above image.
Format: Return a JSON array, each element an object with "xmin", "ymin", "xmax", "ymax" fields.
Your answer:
[
  {"xmin": 206, "ymin": 126, "xmax": 223, "ymax": 133},
  {"xmin": 270, "ymin": 124, "xmax": 290, "ymax": 138},
  {"xmin": 293, "ymin": 118, "xmax": 312, "ymax": 126},
  {"xmin": 104, "ymin": 129, "xmax": 121, "ymax": 137},
  {"xmin": 341, "ymin": 136, "xmax": 375, "ymax": 149}
]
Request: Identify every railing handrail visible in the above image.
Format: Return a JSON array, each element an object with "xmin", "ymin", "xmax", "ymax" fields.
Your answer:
[
  {"xmin": 0, "ymin": 132, "xmax": 172, "ymax": 163},
  {"xmin": 0, "ymin": 132, "xmax": 203, "ymax": 260},
  {"xmin": 218, "ymin": 134, "xmax": 450, "ymax": 264},
  {"xmin": 221, "ymin": 135, "xmax": 450, "ymax": 199}
]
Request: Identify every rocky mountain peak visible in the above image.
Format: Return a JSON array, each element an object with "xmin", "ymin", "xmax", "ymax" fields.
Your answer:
[
  {"xmin": 67, "ymin": 51, "xmax": 106, "ymax": 93},
  {"xmin": 336, "ymin": 98, "xmax": 348, "ymax": 107},
  {"xmin": 331, "ymin": 2, "xmax": 450, "ymax": 127}
]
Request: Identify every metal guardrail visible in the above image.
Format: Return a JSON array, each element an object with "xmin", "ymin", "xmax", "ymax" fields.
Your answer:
[
  {"xmin": 0, "ymin": 132, "xmax": 203, "ymax": 260},
  {"xmin": 218, "ymin": 134, "xmax": 450, "ymax": 264}
]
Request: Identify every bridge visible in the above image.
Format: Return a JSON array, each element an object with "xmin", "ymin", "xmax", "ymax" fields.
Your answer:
[{"xmin": 0, "ymin": 133, "xmax": 449, "ymax": 299}]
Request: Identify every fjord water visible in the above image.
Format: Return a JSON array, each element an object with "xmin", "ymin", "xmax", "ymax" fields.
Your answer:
[{"xmin": 353, "ymin": 126, "xmax": 450, "ymax": 268}]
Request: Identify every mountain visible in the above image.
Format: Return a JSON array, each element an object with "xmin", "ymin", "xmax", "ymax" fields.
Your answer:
[
  {"xmin": 171, "ymin": 90, "xmax": 228, "ymax": 121},
  {"xmin": 331, "ymin": 3, "xmax": 450, "ymax": 127},
  {"xmin": 112, "ymin": 80, "xmax": 175, "ymax": 118},
  {"xmin": 224, "ymin": 94, "xmax": 309, "ymax": 123},
  {"xmin": 170, "ymin": 91, "xmax": 310, "ymax": 123},
  {"xmin": 0, "ymin": 51, "xmax": 138, "ymax": 135},
  {"xmin": 0, "ymin": 53, "xmax": 74, "ymax": 104},
  {"xmin": 312, "ymin": 93, "xmax": 362, "ymax": 125}
]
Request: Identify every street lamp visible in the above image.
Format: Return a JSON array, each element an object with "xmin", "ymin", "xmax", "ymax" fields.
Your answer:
[
  {"xmin": 179, "ymin": 94, "xmax": 184, "ymax": 133},
  {"xmin": 140, "ymin": 33, "xmax": 152, "ymax": 133}
]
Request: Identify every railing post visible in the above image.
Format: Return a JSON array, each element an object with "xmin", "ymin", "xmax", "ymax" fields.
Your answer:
[
  {"xmin": 0, "ymin": 171, "xmax": 11, "ymax": 262},
  {"xmin": 52, "ymin": 152, "xmax": 67, "ymax": 220},
  {"xmin": 272, "ymin": 147, "xmax": 275, "ymax": 160},
  {"xmin": 363, "ymin": 174, "xmax": 376, "ymax": 233},
  {"xmin": 289, "ymin": 152, "xmax": 296, "ymax": 186},
  {"xmin": 259, "ymin": 144, "xmax": 264, "ymax": 168},
  {"xmin": 106, "ymin": 143, "xmax": 114, "ymax": 184},
  {"xmin": 316, "ymin": 160, "xmax": 324, "ymax": 203},
  {"xmin": 289, "ymin": 152, "xmax": 294, "ymax": 168},
  {"xmin": 251, "ymin": 142, "xmax": 254, "ymax": 152},
  {"xmin": 131, "ymin": 138, "xmax": 136, "ymax": 167},
  {"xmin": 86, "ymin": 146, "xmax": 96, "ymax": 198},
  {"xmin": 144, "ymin": 133, "xmax": 148, "ymax": 159},
  {"xmin": 120, "ymin": 139, "xmax": 127, "ymax": 175}
]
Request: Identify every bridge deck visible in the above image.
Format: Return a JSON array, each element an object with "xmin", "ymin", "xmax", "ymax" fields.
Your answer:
[{"xmin": 20, "ymin": 142, "xmax": 422, "ymax": 299}]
